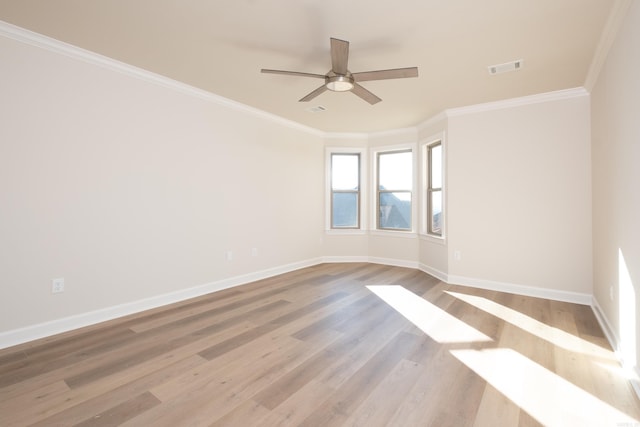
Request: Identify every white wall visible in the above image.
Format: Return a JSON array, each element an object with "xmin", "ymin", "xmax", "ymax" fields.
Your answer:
[
  {"xmin": 0, "ymin": 20, "xmax": 606, "ymax": 348},
  {"xmin": 446, "ymin": 93, "xmax": 592, "ymax": 299},
  {"xmin": 591, "ymin": 0, "xmax": 640, "ymax": 375},
  {"xmin": 0, "ymin": 33, "xmax": 324, "ymax": 335}
]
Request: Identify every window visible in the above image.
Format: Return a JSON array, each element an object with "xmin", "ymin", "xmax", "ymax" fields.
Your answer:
[
  {"xmin": 330, "ymin": 153, "xmax": 360, "ymax": 228},
  {"xmin": 426, "ymin": 141, "xmax": 443, "ymax": 236},
  {"xmin": 377, "ymin": 150, "xmax": 413, "ymax": 231}
]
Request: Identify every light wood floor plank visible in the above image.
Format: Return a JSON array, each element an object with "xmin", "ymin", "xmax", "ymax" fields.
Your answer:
[
  {"xmin": 0, "ymin": 263, "xmax": 637, "ymax": 426},
  {"xmin": 297, "ymin": 331, "xmax": 427, "ymax": 426},
  {"xmin": 342, "ymin": 358, "xmax": 425, "ymax": 426},
  {"xmin": 27, "ymin": 354, "xmax": 206, "ymax": 427},
  {"xmin": 73, "ymin": 391, "xmax": 161, "ymax": 427},
  {"xmin": 255, "ymin": 379, "xmax": 336, "ymax": 427},
  {"xmin": 3, "ymin": 319, "xmax": 253, "ymax": 426}
]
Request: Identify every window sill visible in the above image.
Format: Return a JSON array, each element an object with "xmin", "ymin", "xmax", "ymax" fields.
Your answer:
[
  {"xmin": 370, "ymin": 230, "xmax": 417, "ymax": 239},
  {"xmin": 325, "ymin": 229, "xmax": 368, "ymax": 236}
]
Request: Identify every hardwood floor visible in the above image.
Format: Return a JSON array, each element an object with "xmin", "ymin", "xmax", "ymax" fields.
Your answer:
[{"xmin": 1, "ymin": 263, "xmax": 639, "ymax": 426}]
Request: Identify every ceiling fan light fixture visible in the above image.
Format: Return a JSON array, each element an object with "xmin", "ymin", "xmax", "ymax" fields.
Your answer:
[
  {"xmin": 261, "ymin": 37, "xmax": 418, "ymax": 104},
  {"xmin": 326, "ymin": 75, "xmax": 354, "ymax": 92}
]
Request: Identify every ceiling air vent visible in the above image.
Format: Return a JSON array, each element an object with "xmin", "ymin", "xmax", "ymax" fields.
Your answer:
[
  {"xmin": 488, "ymin": 59, "xmax": 523, "ymax": 75},
  {"xmin": 307, "ymin": 105, "xmax": 327, "ymax": 113}
]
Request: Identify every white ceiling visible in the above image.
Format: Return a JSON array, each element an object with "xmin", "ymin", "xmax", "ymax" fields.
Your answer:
[{"xmin": 0, "ymin": 0, "xmax": 616, "ymax": 133}]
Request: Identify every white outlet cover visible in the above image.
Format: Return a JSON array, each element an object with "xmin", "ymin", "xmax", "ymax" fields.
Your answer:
[{"xmin": 52, "ymin": 278, "xmax": 65, "ymax": 293}]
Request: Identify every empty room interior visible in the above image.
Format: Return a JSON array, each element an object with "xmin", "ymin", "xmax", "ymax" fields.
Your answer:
[{"xmin": 1, "ymin": 1, "xmax": 639, "ymax": 426}]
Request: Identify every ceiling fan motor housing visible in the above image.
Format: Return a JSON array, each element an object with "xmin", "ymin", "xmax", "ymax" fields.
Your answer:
[
  {"xmin": 326, "ymin": 72, "xmax": 354, "ymax": 92},
  {"xmin": 261, "ymin": 37, "xmax": 418, "ymax": 104}
]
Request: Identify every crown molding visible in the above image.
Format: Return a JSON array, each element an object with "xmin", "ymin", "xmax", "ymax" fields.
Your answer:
[
  {"xmin": 415, "ymin": 87, "xmax": 589, "ymax": 129},
  {"xmin": 0, "ymin": 20, "xmax": 323, "ymax": 138},
  {"xmin": 367, "ymin": 126, "xmax": 418, "ymax": 140},
  {"xmin": 416, "ymin": 111, "xmax": 447, "ymax": 132},
  {"xmin": 584, "ymin": 0, "xmax": 633, "ymax": 92},
  {"xmin": 323, "ymin": 132, "xmax": 369, "ymax": 140},
  {"xmin": 0, "ymin": 19, "xmax": 596, "ymax": 142},
  {"xmin": 445, "ymin": 87, "xmax": 589, "ymax": 118}
]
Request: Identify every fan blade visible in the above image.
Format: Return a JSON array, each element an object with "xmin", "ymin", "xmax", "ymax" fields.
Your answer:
[
  {"xmin": 261, "ymin": 69, "xmax": 326, "ymax": 79},
  {"xmin": 352, "ymin": 67, "xmax": 419, "ymax": 82},
  {"xmin": 351, "ymin": 83, "xmax": 382, "ymax": 105},
  {"xmin": 330, "ymin": 38, "xmax": 349, "ymax": 75},
  {"xmin": 299, "ymin": 85, "xmax": 328, "ymax": 102}
]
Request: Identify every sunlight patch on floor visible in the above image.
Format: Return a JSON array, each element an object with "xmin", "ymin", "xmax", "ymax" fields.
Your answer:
[
  {"xmin": 594, "ymin": 360, "xmax": 632, "ymax": 378},
  {"xmin": 366, "ymin": 285, "xmax": 492, "ymax": 344},
  {"xmin": 446, "ymin": 290, "xmax": 614, "ymax": 360},
  {"xmin": 619, "ymin": 248, "xmax": 637, "ymax": 370},
  {"xmin": 452, "ymin": 348, "xmax": 639, "ymax": 427}
]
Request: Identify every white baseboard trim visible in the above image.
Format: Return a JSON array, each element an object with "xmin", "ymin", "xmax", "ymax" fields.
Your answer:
[
  {"xmin": 591, "ymin": 296, "xmax": 621, "ymax": 354},
  {"xmin": 367, "ymin": 257, "xmax": 420, "ymax": 269},
  {"xmin": 591, "ymin": 296, "xmax": 640, "ymax": 400},
  {"xmin": 0, "ymin": 257, "xmax": 324, "ymax": 350},
  {"xmin": 0, "ymin": 257, "xmax": 599, "ymax": 352},
  {"xmin": 322, "ymin": 255, "xmax": 419, "ymax": 269},
  {"xmin": 418, "ymin": 263, "xmax": 448, "ymax": 283},
  {"xmin": 325, "ymin": 257, "xmax": 593, "ymax": 306},
  {"xmin": 447, "ymin": 274, "xmax": 592, "ymax": 306},
  {"xmin": 322, "ymin": 256, "xmax": 370, "ymax": 263}
]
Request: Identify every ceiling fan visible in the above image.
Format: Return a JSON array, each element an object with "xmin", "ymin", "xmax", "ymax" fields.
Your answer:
[{"xmin": 261, "ymin": 38, "xmax": 418, "ymax": 105}]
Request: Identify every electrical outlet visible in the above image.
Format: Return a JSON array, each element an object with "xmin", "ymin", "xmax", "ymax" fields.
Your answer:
[
  {"xmin": 251, "ymin": 247, "xmax": 258, "ymax": 257},
  {"xmin": 453, "ymin": 250, "xmax": 461, "ymax": 261},
  {"xmin": 52, "ymin": 278, "xmax": 65, "ymax": 294},
  {"xmin": 225, "ymin": 251, "xmax": 233, "ymax": 261}
]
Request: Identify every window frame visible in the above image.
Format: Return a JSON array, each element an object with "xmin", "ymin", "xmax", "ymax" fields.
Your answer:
[
  {"xmin": 325, "ymin": 147, "xmax": 367, "ymax": 234},
  {"xmin": 420, "ymin": 133, "xmax": 445, "ymax": 241},
  {"xmin": 330, "ymin": 152, "xmax": 361, "ymax": 229},
  {"xmin": 373, "ymin": 145, "xmax": 416, "ymax": 234}
]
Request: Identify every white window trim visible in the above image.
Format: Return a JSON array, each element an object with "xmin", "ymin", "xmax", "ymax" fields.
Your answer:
[
  {"xmin": 419, "ymin": 132, "xmax": 446, "ymax": 242},
  {"xmin": 370, "ymin": 143, "xmax": 418, "ymax": 235},
  {"xmin": 325, "ymin": 147, "xmax": 368, "ymax": 233}
]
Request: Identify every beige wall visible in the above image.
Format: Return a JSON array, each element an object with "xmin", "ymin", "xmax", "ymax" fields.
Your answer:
[
  {"xmin": 591, "ymin": 0, "xmax": 640, "ymax": 373},
  {"xmin": 321, "ymin": 93, "xmax": 594, "ymax": 300},
  {"xmin": 0, "ymin": 35, "xmax": 324, "ymax": 333},
  {"xmin": 446, "ymin": 94, "xmax": 592, "ymax": 296}
]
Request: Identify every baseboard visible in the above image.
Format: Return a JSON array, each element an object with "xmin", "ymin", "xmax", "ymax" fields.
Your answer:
[
  {"xmin": 0, "ymin": 257, "xmax": 324, "ymax": 350},
  {"xmin": 591, "ymin": 296, "xmax": 621, "ymax": 354},
  {"xmin": 418, "ymin": 263, "xmax": 448, "ymax": 282},
  {"xmin": 322, "ymin": 256, "xmax": 370, "ymax": 263},
  {"xmin": 0, "ymin": 257, "xmax": 599, "ymax": 351},
  {"xmin": 447, "ymin": 274, "xmax": 592, "ymax": 306},
  {"xmin": 325, "ymin": 257, "xmax": 592, "ymax": 306},
  {"xmin": 591, "ymin": 296, "xmax": 640, "ymax": 400},
  {"xmin": 323, "ymin": 255, "xmax": 420, "ymax": 269},
  {"xmin": 368, "ymin": 257, "xmax": 420, "ymax": 269}
]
